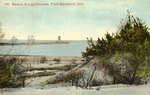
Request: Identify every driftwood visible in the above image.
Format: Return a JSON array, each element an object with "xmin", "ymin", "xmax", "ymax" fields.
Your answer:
[
  {"xmin": 22, "ymin": 71, "xmax": 56, "ymax": 78},
  {"xmin": 23, "ymin": 64, "xmax": 78, "ymax": 72}
]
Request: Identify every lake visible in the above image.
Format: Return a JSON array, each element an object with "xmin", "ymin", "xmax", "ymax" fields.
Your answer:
[{"xmin": 0, "ymin": 40, "xmax": 88, "ymax": 56}]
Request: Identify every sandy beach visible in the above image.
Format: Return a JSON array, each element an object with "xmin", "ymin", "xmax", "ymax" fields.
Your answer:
[{"xmin": 0, "ymin": 84, "xmax": 150, "ymax": 95}]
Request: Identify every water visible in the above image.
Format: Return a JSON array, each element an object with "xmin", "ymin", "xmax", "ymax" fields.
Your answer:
[{"xmin": 0, "ymin": 40, "xmax": 88, "ymax": 56}]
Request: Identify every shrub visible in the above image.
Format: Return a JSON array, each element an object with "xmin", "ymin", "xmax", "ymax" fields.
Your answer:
[
  {"xmin": 40, "ymin": 56, "xmax": 47, "ymax": 63},
  {"xmin": 82, "ymin": 13, "xmax": 150, "ymax": 84},
  {"xmin": 0, "ymin": 56, "xmax": 25, "ymax": 88},
  {"xmin": 53, "ymin": 58, "xmax": 60, "ymax": 63}
]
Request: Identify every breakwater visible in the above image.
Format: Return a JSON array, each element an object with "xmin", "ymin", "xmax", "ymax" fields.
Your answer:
[{"xmin": 0, "ymin": 41, "xmax": 69, "ymax": 46}]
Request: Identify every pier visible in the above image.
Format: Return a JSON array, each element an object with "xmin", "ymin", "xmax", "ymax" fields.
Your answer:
[{"xmin": 0, "ymin": 36, "xmax": 69, "ymax": 46}]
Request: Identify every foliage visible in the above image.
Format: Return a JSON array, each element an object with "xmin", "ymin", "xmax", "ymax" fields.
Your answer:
[
  {"xmin": 82, "ymin": 15, "xmax": 150, "ymax": 57},
  {"xmin": 0, "ymin": 56, "xmax": 24, "ymax": 88},
  {"xmin": 40, "ymin": 56, "xmax": 47, "ymax": 63},
  {"xmin": 82, "ymin": 13, "xmax": 150, "ymax": 84}
]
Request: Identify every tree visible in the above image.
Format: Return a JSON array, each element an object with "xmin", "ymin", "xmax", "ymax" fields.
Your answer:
[
  {"xmin": 0, "ymin": 22, "xmax": 5, "ymax": 40},
  {"xmin": 82, "ymin": 12, "xmax": 150, "ymax": 84}
]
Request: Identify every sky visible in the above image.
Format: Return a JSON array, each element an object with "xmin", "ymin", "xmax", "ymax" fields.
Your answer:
[{"xmin": 0, "ymin": 0, "xmax": 150, "ymax": 40}]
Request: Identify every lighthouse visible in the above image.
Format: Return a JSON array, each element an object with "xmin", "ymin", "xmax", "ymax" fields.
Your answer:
[
  {"xmin": 58, "ymin": 36, "xmax": 61, "ymax": 41},
  {"xmin": 56, "ymin": 36, "xmax": 69, "ymax": 44}
]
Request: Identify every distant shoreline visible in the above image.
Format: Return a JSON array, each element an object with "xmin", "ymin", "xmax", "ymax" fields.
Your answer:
[{"xmin": 0, "ymin": 41, "xmax": 69, "ymax": 46}]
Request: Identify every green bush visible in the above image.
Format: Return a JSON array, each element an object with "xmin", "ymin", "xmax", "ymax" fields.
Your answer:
[
  {"xmin": 82, "ymin": 14, "xmax": 150, "ymax": 57},
  {"xmin": 82, "ymin": 13, "xmax": 150, "ymax": 84}
]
